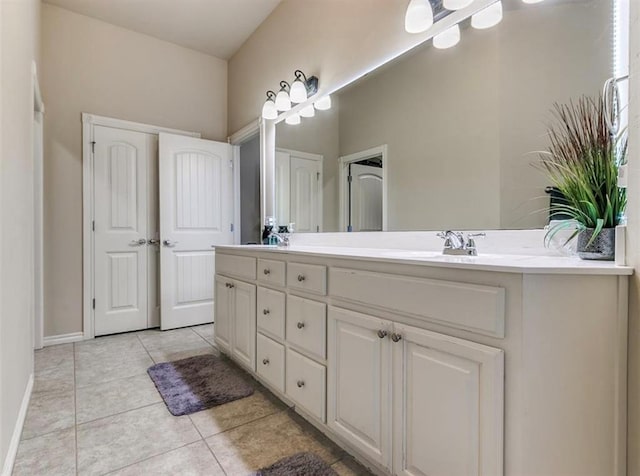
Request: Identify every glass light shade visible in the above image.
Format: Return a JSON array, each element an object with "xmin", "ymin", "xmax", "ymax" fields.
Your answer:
[
  {"xmin": 443, "ymin": 0, "xmax": 473, "ymax": 10},
  {"xmin": 285, "ymin": 113, "xmax": 301, "ymax": 125},
  {"xmin": 471, "ymin": 1, "xmax": 503, "ymax": 29},
  {"xmin": 314, "ymin": 95, "xmax": 332, "ymax": 111},
  {"xmin": 522, "ymin": 0, "xmax": 543, "ymax": 3},
  {"xmin": 275, "ymin": 90, "xmax": 291, "ymax": 111},
  {"xmin": 300, "ymin": 104, "xmax": 315, "ymax": 118},
  {"xmin": 261, "ymin": 100, "xmax": 278, "ymax": 120},
  {"xmin": 404, "ymin": 0, "xmax": 433, "ymax": 33},
  {"xmin": 433, "ymin": 24, "xmax": 460, "ymax": 49},
  {"xmin": 290, "ymin": 79, "xmax": 308, "ymax": 103}
]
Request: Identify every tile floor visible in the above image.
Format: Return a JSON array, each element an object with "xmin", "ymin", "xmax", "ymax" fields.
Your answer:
[{"xmin": 13, "ymin": 325, "xmax": 371, "ymax": 476}]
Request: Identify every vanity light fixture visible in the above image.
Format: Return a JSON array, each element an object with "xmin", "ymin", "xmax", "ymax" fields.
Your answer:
[
  {"xmin": 300, "ymin": 104, "xmax": 316, "ymax": 118},
  {"xmin": 285, "ymin": 113, "xmax": 301, "ymax": 125},
  {"xmin": 443, "ymin": 0, "xmax": 474, "ymax": 10},
  {"xmin": 433, "ymin": 24, "xmax": 460, "ymax": 49},
  {"xmin": 404, "ymin": 0, "xmax": 434, "ymax": 33},
  {"xmin": 261, "ymin": 91, "xmax": 278, "ymax": 120},
  {"xmin": 275, "ymin": 81, "xmax": 292, "ymax": 111},
  {"xmin": 290, "ymin": 70, "xmax": 319, "ymax": 103},
  {"xmin": 522, "ymin": 0, "xmax": 543, "ymax": 3},
  {"xmin": 471, "ymin": 1, "xmax": 503, "ymax": 29},
  {"xmin": 314, "ymin": 94, "xmax": 332, "ymax": 111}
]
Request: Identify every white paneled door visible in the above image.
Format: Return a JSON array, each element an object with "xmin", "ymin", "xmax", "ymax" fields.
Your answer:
[
  {"xmin": 159, "ymin": 133, "xmax": 234, "ymax": 330},
  {"xmin": 290, "ymin": 155, "xmax": 322, "ymax": 233},
  {"xmin": 94, "ymin": 126, "xmax": 155, "ymax": 336},
  {"xmin": 350, "ymin": 164, "xmax": 383, "ymax": 232}
]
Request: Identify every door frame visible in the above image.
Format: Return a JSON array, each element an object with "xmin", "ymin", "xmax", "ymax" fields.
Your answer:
[
  {"xmin": 276, "ymin": 147, "xmax": 324, "ymax": 232},
  {"xmin": 81, "ymin": 113, "xmax": 202, "ymax": 340},
  {"xmin": 338, "ymin": 145, "xmax": 388, "ymax": 232},
  {"xmin": 32, "ymin": 61, "xmax": 45, "ymax": 350}
]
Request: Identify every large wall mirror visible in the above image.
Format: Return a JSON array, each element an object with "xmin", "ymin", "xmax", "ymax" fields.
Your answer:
[{"xmin": 271, "ymin": 0, "xmax": 614, "ymax": 233}]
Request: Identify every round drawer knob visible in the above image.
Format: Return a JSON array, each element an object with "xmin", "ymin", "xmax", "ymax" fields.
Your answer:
[
  {"xmin": 377, "ymin": 329, "xmax": 388, "ymax": 339},
  {"xmin": 262, "ymin": 358, "xmax": 269, "ymax": 365},
  {"xmin": 297, "ymin": 274, "xmax": 305, "ymax": 282},
  {"xmin": 297, "ymin": 322, "xmax": 305, "ymax": 329},
  {"xmin": 263, "ymin": 268, "xmax": 270, "ymax": 275},
  {"xmin": 297, "ymin": 380, "xmax": 305, "ymax": 388},
  {"xmin": 390, "ymin": 333, "xmax": 402, "ymax": 343},
  {"xmin": 263, "ymin": 309, "xmax": 270, "ymax": 315}
]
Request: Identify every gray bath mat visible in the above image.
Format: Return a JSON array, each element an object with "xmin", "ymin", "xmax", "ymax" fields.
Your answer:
[
  {"xmin": 147, "ymin": 354, "xmax": 254, "ymax": 416},
  {"xmin": 256, "ymin": 453, "xmax": 337, "ymax": 476}
]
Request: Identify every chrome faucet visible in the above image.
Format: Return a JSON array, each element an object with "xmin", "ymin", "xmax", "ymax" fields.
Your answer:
[
  {"xmin": 437, "ymin": 231, "xmax": 485, "ymax": 256},
  {"xmin": 268, "ymin": 223, "xmax": 295, "ymax": 247}
]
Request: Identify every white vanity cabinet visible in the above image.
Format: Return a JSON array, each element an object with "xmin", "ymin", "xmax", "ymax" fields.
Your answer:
[{"xmin": 214, "ymin": 246, "xmax": 630, "ymax": 476}]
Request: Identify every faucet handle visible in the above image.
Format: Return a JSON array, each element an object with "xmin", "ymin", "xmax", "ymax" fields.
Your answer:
[{"xmin": 466, "ymin": 232, "xmax": 485, "ymax": 249}]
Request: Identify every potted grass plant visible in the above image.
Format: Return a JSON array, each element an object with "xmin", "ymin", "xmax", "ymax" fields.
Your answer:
[{"xmin": 540, "ymin": 95, "xmax": 626, "ymax": 260}]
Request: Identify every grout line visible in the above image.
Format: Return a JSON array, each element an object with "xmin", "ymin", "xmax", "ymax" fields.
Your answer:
[
  {"xmin": 75, "ymin": 401, "xmax": 162, "ymax": 429},
  {"xmin": 73, "ymin": 342, "xmax": 79, "ymax": 476},
  {"xmin": 18, "ymin": 423, "xmax": 77, "ymax": 443},
  {"xmin": 135, "ymin": 333, "xmax": 156, "ymax": 363},
  {"xmin": 101, "ymin": 440, "xmax": 200, "ymax": 476},
  {"xmin": 187, "ymin": 414, "xmax": 229, "ymax": 476}
]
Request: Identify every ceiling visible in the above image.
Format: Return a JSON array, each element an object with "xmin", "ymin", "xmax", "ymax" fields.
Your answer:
[{"xmin": 43, "ymin": 0, "xmax": 282, "ymax": 59}]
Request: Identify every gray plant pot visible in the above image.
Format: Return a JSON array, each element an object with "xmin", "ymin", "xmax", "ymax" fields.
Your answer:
[{"xmin": 577, "ymin": 227, "xmax": 615, "ymax": 261}]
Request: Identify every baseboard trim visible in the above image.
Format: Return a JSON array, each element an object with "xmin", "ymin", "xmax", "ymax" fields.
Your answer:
[
  {"xmin": 1, "ymin": 373, "xmax": 34, "ymax": 476},
  {"xmin": 43, "ymin": 332, "xmax": 84, "ymax": 347}
]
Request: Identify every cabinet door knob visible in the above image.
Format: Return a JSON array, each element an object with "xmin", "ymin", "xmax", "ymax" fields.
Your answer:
[
  {"xmin": 227, "ymin": 282, "xmax": 234, "ymax": 289},
  {"xmin": 377, "ymin": 329, "xmax": 388, "ymax": 339},
  {"xmin": 263, "ymin": 268, "xmax": 271, "ymax": 275},
  {"xmin": 297, "ymin": 322, "xmax": 305, "ymax": 329},
  {"xmin": 297, "ymin": 380, "xmax": 305, "ymax": 388},
  {"xmin": 390, "ymin": 332, "xmax": 402, "ymax": 343},
  {"xmin": 297, "ymin": 274, "xmax": 305, "ymax": 282},
  {"xmin": 262, "ymin": 358, "xmax": 269, "ymax": 365},
  {"xmin": 263, "ymin": 309, "xmax": 270, "ymax": 315}
]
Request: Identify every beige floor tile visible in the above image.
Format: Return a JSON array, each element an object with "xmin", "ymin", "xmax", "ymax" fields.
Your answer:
[
  {"xmin": 33, "ymin": 360, "xmax": 74, "ymax": 394},
  {"xmin": 77, "ymin": 403, "xmax": 200, "ymax": 475},
  {"xmin": 205, "ymin": 410, "xmax": 342, "ymax": 474},
  {"xmin": 331, "ymin": 457, "xmax": 375, "ymax": 476},
  {"xmin": 21, "ymin": 389, "xmax": 75, "ymax": 440},
  {"xmin": 189, "ymin": 390, "xmax": 286, "ymax": 438},
  {"xmin": 75, "ymin": 353, "xmax": 154, "ymax": 388},
  {"xmin": 137, "ymin": 328, "xmax": 207, "ymax": 351},
  {"xmin": 147, "ymin": 342, "xmax": 217, "ymax": 364},
  {"xmin": 12, "ymin": 427, "xmax": 76, "ymax": 476},
  {"xmin": 34, "ymin": 344, "xmax": 74, "ymax": 373},
  {"xmin": 76, "ymin": 373, "xmax": 162, "ymax": 424},
  {"xmin": 107, "ymin": 441, "xmax": 224, "ymax": 476},
  {"xmin": 75, "ymin": 333, "xmax": 149, "ymax": 362},
  {"xmin": 191, "ymin": 324, "xmax": 215, "ymax": 344}
]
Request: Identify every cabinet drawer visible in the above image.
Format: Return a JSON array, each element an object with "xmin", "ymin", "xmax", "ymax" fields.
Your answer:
[
  {"xmin": 257, "ymin": 259, "xmax": 286, "ymax": 287},
  {"xmin": 287, "ymin": 262, "xmax": 327, "ymax": 295},
  {"xmin": 286, "ymin": 348, "xmax": 326, "ymax": 422},
  {"xmin": 286, "ymin": 295, "xmax": 326, "ymax": 360},
  {"xmin": 330, "ymin": 268, "xmax": 505, "ymax": 338},
  {"xmin": 216, "ymin": 254, "xmax": 256, "ymax": 280},
  {"xmin": 256, "ymin": 333, "xmax": 285, "ymax": 393},
  {"xmin": 257, "ymin": 287, "xmax": 285, "ymax": 340}
]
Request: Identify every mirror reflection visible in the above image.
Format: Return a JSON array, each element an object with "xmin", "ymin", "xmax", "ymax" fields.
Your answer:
[{"xmin": 274, "ymin": 0, "xmax": 612, "ymax": 232}]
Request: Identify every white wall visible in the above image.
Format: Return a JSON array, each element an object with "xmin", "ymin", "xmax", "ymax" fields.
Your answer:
[
  {"xmin": 40, "ymin": 4, "xmax": 228, "ymax": 337},
  {"xmin": 0, "ymin": 0, "xmax": 40, "ymax": 470}
]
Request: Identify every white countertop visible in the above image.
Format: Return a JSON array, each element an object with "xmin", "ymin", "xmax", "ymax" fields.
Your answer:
[{"xmin": 214, "ymin": 244, "xmax": 634, "ymax": 275}]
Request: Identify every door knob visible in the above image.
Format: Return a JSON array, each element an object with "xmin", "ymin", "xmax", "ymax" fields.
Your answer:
[
  {"xmin": 377, "ymin": 330, "xmax": 388, "ymax": 339},
  {"xmin": 390, "ymin": 333, "xmax": 402, "ymax": 343},
  {"xmin": 129, "ymin": 238, "xmax": 147, "ymax": 246},
  {"xmin": 147, "ymin": 239, "xmax": 160, "ymax": 245},
  {"xmin": 163, "ymin": 240, "xmax": 178, "ymax": 247}
]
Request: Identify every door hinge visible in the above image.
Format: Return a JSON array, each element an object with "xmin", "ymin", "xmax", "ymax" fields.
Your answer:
[
  {"xmin": 91, "ymin": 141, "xmax": 96, "ymax": 154},
  {"xmin": 92, "ymin": 220, "xmax": 95, "ymax": 231},
  {"xmin": 92, "ymin": 298, "xmax": 95, "ymax": 309},
  {"xmin": 317, "ymin": 172, "xmax": 320, "ymax": 180},
  {"xmin": 317, "ymin": 225, "xmax": 320, "ymax": 232},
  {"xmin": 347, "ymin": 175, "xmax": 353, "ymax": 183},
  {"xmin": 230, "ymin": 223, "xmax": 234, "ymax": 232}
]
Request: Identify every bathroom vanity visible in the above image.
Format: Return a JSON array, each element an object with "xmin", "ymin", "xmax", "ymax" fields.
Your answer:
[{"xmin": 213, "ymin": 236, "xmax": 631, "ymax": 476}]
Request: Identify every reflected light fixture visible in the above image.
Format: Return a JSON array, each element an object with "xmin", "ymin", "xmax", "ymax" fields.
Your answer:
[
  {"xmin": 433, "ymin": 24, "xmax": 460, "ymax": 49},
  {"xmin": 314, "ymin": 95, "xmax": 332, "ymax": 111},
  {"xmin": 290, "ymin": 70, "xmax": 318, "ymax": 103},
  {"xmin": 471, "ymin": 1, "xmax": 503, "ymax": 29},
  {"xmin": 300, "ymin": 104, "xmax": 315, "ymax": 118},
  {"xmin": 285, "ymin": 113, "xmax": 301, "ymax": 125},
  {"xmin": 522, "ymin": 0, "xmax": 543, "ymax": 3},
  {"xmin": 443, "ymin": 0, "xmax": 473, "ymax": 10},
  {"xmin": 261, "ymin": 91, "xmax": 278, "ymax": 120},
  {"xmin": 275, "ymin": 81, "xmax": 292, "ymax": 111},
  {"xmin": 404, "ymin": 0, "xmax": 433, "ymax": 33}
]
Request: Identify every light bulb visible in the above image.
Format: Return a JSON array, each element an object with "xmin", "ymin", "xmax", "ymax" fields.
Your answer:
[
  {"xmin": 285, "ymin": 113, "xmax": 301, "ymax": 125},
  {"xmin": 300, "ymin": 104, "xmax": 315, "ymax": 118},
  {"xmin": 443, "ymin": 0, "xmax": 473, "ymax": 10},
  {"xmin": 261, "ymin": 100, "xmax": 278, "ymax": 120},
  {"xmin": 471, "ymin": 1, "xmax": 503, "ymax": 29},
  {"xmin": 404, "ymin": 0, "xmax": 433, "ymax": 33},
  {"xmin": 290, "ymin": 79, "xmax": 308, "ymax": 103},
  {"xmin": 433, "ymin": 24, "xmax": 460, "ymax": 49},
  {"xmin": 314, "ymin": 95, "xmax": 332, "ymax": 111},
  {"xmin": 275, "ymin": 90, "xmax": 291, "ymax": 111}
]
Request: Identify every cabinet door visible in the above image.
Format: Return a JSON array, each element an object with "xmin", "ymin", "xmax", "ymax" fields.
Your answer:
[
  {"xmin": 231, "ymin": 280, "xmax": 256, "ymax": 371},
  {"xmin": 214, "ymin": 276, "xmax": 232, "ymax": 351},
  {"xmin": 327, "ymin": 307, "xmax": 392, "ymax": 470},
  {"xmin": 392, "ymin": 324, "xmax": 504, "ymax": 476}
]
